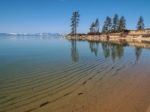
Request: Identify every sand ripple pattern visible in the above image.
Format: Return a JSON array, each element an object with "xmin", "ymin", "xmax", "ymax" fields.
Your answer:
[{"xmin": 0, "ymin": 56, "xmax": 133, "ymax": 112}]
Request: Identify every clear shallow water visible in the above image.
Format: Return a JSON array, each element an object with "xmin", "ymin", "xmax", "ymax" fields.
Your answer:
[{"xmin": 0, "ymin": 37, "xmax": 150, "ymax": 112}]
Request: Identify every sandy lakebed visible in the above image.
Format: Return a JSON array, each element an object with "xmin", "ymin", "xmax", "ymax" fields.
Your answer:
[{"xmin": 0, "ymin": 37, "xmax": 150, "ymax": 112}]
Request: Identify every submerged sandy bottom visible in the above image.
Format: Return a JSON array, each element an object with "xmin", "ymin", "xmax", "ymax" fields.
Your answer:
[
  {"xmin": 0, "ymin": 38, "xmax": 150, "ymax": 112},
  {"xmin": 35, "ymin": 64, "xmax": 150, "ymax": 112},
  {"xmin": 0, "ymin": 58, "xmax": 150, "ymax": 112}
]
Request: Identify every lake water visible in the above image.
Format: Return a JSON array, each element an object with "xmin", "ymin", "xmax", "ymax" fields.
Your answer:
[{"xmin": 0, "ymin": 36, "xmax": 150, "ymax": 112}]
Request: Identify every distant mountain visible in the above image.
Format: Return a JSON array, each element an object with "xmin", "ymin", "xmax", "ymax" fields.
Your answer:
[{"xmin": 0, "ymin": 33, "xmax": 65, "ymax": 38}]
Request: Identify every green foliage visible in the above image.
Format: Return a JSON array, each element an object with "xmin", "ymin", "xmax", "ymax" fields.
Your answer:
[
  {"xmin": 119, "ymin": 16, "xmax": 126, "ymax": 32},
  {"xmin": 102, "ymin": 16, "xmax": 112, "ymax": 33},
  {"xmin": 137, "ymin": 16, "xmax": 144, "ymax": 30},
  {"xmin": 95, "ymin": 18, "xmax": 100, "ymax": 33},
  {"xmin": 89, "ymin": 18, "xmax": 100, "ymax": 33},
  {"xmin": 71, "ymin": 11, "xmax": 80, "ymax": 35},
  {"xmin": 69, "ymin": 12, "xmax": 145, "ymax": 34},
  {"xmin": 90, "ymin": 22, "xmax": 96, "ymax": 33},
  {"xmin": 112, "ymin": 14, "xmax": 120, "ymax": 32}
]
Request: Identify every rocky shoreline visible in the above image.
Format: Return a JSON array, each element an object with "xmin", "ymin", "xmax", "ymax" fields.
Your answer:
[{"xmin": 66, "ymin": 33, "xmax": 150, "ymax": 48}]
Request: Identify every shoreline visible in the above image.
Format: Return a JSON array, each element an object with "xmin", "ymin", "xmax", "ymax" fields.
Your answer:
[{"xmin": 66, "ymin": 33, "xmax": 150, "ymax": 48}]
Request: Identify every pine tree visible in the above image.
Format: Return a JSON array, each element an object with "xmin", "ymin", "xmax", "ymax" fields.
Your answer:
[
  {"xmin": 89, "ymin": 18, "xmax": 100, "ymax": 33},
  {"xmin": 112, "ymin": 14, "xmax": 119, "ymax": 32},
  {"xmin": 137, "ymin": 16, "xmax": 144, "ymax": 30},
  {"xmin": 70, "ymin": 11, "xmax": 80, "ymax": 35},
  {"xmin": 102, "ymin": 16, "xmax": 112, "ymax": 33},
  {"xmin": 90, "ymin": 22, "xmax": 96, "ymax": 33},
  {"xmin": 119, "ymin": 16, "xmax": 126, "ymax": 32},
  {"xmin": 95, "ymin": 18, "xmax": 100, "ymax": 33}
]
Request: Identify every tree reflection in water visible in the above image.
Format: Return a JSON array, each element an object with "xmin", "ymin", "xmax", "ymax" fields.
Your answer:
[
  {"xmin": 88, "ymin": 41, "xmax": 99, "ymax": 57},
  {"xmin": 135, "ymin": 47, "xmax": 142, "ymax": 62},
  {"xmin": 101, "ymin": 42, "xmax": 110, "ymax": 58},
  {"xmin": 71, "ymin": 40, "xmax": 79, "ymax": 63},
  {"xmin": 70, "ymin": 40, "xmax": 143, "ymax": 63},
  {"xmin": 101, "ymin": 42, "xmax": 124, "ymax": 62}
]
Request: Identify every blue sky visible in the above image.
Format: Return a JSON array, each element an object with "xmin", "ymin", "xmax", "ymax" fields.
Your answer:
[{"xmin": 0, "ymin": 0, "xmax": 150, "ymax": 33}]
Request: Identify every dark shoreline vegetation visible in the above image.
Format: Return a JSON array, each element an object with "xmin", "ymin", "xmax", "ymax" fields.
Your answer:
[
  {"xmin": 69, "ymin": 11, "xmax": 146, "ymax": 35},
  {"xmin": 66, "ymin": 11, "xmax": 150, "ymax": 48}
]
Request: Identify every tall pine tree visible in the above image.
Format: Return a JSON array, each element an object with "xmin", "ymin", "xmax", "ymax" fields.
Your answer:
[
  {"xmin": 95, "ymin": 18, "xmax": 100, "ymax": 33},
  {"xmin": 90, "ymin": 22, "xmax": 96, "ymax": 33},
  {"xmin": 70, "ymin": 11, "xmax": 80, "ymax": 35},
  {"xmin": 89, "ymin": 18, "xmax": 100, "ymax": 33},
  {"xmin": 102, "ymin": 16, "xmax": 112, "ymax": 33},
  {"xmin": 119, "ymin": 16, "xmax": 126, "ymax": 32},
  {"xmin": 137, "ymin": 16, "xmax": 144, "ymax": 30},
  {"xmin": 112, "ymin": 14, "xmax": 119, "ymax": 32}
]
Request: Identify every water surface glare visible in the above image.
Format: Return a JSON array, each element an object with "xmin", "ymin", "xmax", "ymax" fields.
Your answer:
[{"xmin": 0, "ymin": 37, "xmax": 150, "ymax": 112}]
